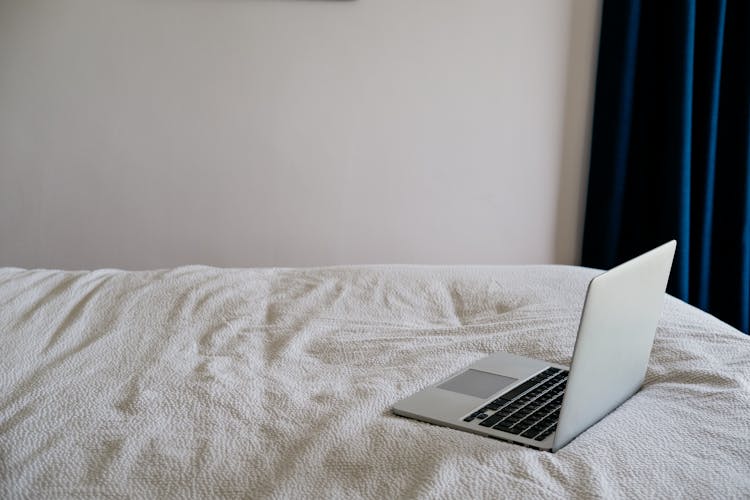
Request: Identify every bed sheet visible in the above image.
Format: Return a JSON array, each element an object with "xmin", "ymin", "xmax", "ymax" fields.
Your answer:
[{"xmin": 1, "ymin": 265, "xmax": 749, "ymax": 498}]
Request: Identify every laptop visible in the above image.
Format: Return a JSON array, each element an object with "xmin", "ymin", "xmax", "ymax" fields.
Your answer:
[{"xmin": 392, "ymin": 241, "xmax": 676, "ymax": 452}]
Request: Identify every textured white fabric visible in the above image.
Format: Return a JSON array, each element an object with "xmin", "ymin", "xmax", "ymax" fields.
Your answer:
[{"xmin": 0, "ymin": 265, "xmax": 748, "ymax": 499}]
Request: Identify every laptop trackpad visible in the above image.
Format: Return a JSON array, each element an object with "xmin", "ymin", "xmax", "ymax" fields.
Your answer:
[{"xmin": 438, "ymin": 369, "xmax": 517, "ymax": 399}]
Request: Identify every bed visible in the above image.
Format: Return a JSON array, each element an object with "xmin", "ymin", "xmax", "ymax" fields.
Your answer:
[{"xmin": 1, "ymin": 264, "xmax": 749, "ymax": 498}]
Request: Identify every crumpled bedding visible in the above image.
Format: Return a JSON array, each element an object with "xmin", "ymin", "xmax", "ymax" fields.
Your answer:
[{"xmin": 0, "ymin": 264, "xmax": 748, "ymax": 499}]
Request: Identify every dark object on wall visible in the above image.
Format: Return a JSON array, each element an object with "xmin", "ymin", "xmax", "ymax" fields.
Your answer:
[{"xmin": 582, "ymin": 0, "xmax": 750, "ymax": 334}]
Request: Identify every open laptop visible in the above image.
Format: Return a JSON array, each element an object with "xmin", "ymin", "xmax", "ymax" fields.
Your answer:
[{"xmin": 392, "ymin": 241, "xmax": 676, "ymax": 452}]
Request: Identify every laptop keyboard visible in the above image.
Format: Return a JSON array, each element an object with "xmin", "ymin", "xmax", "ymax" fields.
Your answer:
[{"xmin": 462, "ymin": 367, "xmax": 568, "ymax": 442}]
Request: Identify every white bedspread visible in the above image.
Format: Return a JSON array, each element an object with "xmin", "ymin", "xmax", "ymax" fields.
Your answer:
[{"xmin": 1, "ymin": 265, "xmax": 749, "ymax": 499}]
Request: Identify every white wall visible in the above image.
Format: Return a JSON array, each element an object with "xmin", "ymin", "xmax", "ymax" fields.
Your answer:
[{"xmin": 0, "ymin": 0, "xmax": 600, "ymax": 270}]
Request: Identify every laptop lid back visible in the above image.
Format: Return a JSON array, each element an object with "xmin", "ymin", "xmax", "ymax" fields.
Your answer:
[{"xmin": 552, "ymin": 241, "xmax": 676, "ymax": 451}]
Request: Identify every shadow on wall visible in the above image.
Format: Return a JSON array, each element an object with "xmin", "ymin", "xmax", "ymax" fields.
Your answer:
[
  {"xmin": 169, "ymin": 0, "xmax": 356, "ymax": 3},
  {"xmin": 553, "ymin": 0, "xmax": 602, "ymax": 265}
]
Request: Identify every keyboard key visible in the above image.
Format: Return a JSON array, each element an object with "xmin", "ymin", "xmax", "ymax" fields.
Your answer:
[
  {"xmin": 521, "ymin": 429, "xmax": 540, "ymax": 438},
  {"xmin": 512, "ymin": 417, "xmax": 532, "ymax": 428},
  {"xmin": 539, "ymin": 417, "xmax": 555, "ymax": 428},
  {"xmin": 474, "ymin": 368, "xmax": 568, "ymax": 437},
  {"xmin": 498, "ymin": 378, "xmax": 541, "ymax": 401},
  {"xmin": 493, "ymin": 423, "xmax": 514, "ymax": 433},
  {"xmin": 463, "ymin": 410, "xmax": 483, "ymax": 422},
  {"xmin": 538, "ymin": 429, "xmax": 554, "ymax": 440},
  {"xmin": 478, "ymin": 412, "xmax": 506, "ymax": 428}
]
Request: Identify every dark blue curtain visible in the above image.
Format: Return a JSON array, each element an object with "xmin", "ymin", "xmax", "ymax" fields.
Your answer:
[{"xmin": 582, "ymin": 0, "xmax": 750, "ymax": 334}]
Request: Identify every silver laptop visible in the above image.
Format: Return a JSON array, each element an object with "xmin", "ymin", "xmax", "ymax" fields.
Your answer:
[{"xmin": 392, "ymin": 241, "xmax": 676, "ymax": 452}]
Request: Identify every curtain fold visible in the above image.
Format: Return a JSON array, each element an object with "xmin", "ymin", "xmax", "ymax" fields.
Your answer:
[{"xmin": 582, "ymin": 0, "xmax": 750, "ymax": 334}]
